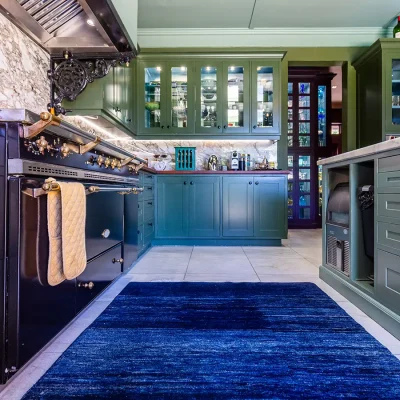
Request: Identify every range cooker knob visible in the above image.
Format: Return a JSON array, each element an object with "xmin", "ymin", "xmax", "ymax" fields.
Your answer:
[
  {"xmin": 116, "ymin": 160, "xmax": 122, "ymax": 170},
  {"xmin": 60, "ymin": 143, "xmax": 71, "ymax": 158},
  {"xmin": 35, "ymin": 136, "xmax": 48, "ymax": 153},
  {"xmin": 104, "ymin": 157, "xmax": 111, "ymax": 168},
  {"xmin": 110, "ymin": 158, "xmax": 118, "ymax": 170},
  {"xmin": 97, "ymin": 155, "xmax": 104, "ymax": 167}
]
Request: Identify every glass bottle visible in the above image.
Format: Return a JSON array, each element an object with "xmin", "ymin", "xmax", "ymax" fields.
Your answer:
[{"xmin": 394, "ymin": 16, "xmax": 400, "ymax": 38}]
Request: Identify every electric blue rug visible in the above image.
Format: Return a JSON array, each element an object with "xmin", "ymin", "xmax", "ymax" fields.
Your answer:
[{"xmin": 23, "ymin": 282, "xmax": 400, "ymax": 399}]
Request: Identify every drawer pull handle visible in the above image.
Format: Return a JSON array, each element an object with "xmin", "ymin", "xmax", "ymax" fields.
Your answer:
[
  {"xmin": 102, "ymin": 229, "xmax": 110, "ymax": 238},
  {"xmin": 148, "ymin": 222, "xmax": 153, "ymax": 227},
  {"xmin": 184, "ymin": 181, "xmax": 187, "ymax": 185},
  {"xmin": 137, "ymin": 230, "xmax": 141, "ymax": 234},
  {"xmin": 148, "ymin": 202, "xmax": 153, "ymax": 205},
  {"xmin": 78, "ymin": 282, "xmax": 94, "ymax": 290},
  {"xmin": 255, "ymin": 181, "xmax": 259, "ymax": 185},
  {"xmin": 112, "ymin": 258, "xmax": 124, "ymax": 264},
  {"xmin": 190, "ymin": 181, "xmax": 194, "ymax": 185},
  {"xmin": 249, "ymin": 181, "xmax": 252, "ymax": 185},
  {"xmin": 148, "ymin": 187, "xmax": 153, "ymax": 190}
]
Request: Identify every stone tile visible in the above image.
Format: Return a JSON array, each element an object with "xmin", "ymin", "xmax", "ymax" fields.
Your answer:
[
  {"xmin": 316, "ymin": 281, "xmax": 348, "ymax": 302},
  {"xmin": 304, "ymin": 256, "xmax": 322, "ymax": 267},
  {"xmin": 129, "ymin": 273, "xmax": 185, "ymax": 282},
  {"xmin": 186, "ymin": 258, "xmax": 255, "ymax": 275},
  {"xmin": 249, "ymin": 257, "xmax": 318, "ymax": 276},
  {"xmin": 184, "ymin": 273, "xmax": 260, "ymax": 282},
  {"xmin": 258, "ymin": 274, "xmax": 321, "ymax": 283},
  {"xmin": 148, "ymin": 246, "xmax": 193, "ymax": 254},
  {"xmin": 128, "ymin": 258, "xmax": 189, "ymax": 274},
  {"xmin": 291, "ymin": 246, "xmax": 323, "ymax": 259},
  {"xmin": 243, "ymin": 246, "xmax": 303, "ymax": 258}
]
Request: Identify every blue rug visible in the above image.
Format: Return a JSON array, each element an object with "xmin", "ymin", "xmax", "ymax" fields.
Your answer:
[{"xmin": 23, "ymin": 282, "xmax": 400, "ymax": 399}]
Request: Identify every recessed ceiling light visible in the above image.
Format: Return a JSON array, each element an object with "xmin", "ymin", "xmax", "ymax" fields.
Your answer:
[
  {"xmin": 180, "ymin": 66, "xmax": 186, "ymax": 71},
  {"xmin": 87, "ymin": 19, "xmax": 95, "ymax": 26},
  {"xmin": 230, "ymin": 66, "xmax": 235, "ymax": 71},
  {"xmin": 206, "ymin": 66, "xmax": 211, "ymax": 71},
  {"xmin": 332, "ymin": 85, "xmax": 337, "ymax": 89}
]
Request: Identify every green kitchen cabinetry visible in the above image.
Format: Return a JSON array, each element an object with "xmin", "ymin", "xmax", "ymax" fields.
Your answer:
[
  {"xmin": 155, "ymin": 173, "xmax": 288, "ymax": 243},
  {"xmin": 63, "ymin": 63, "xmax": 135, "ymax": 134},
  {"xmin": 156, "ymin": 176, "xmax": 220, "ymax": 238},
  {"xmin": 222, "ymin": 176, "xmax": 254, "ymax": 237},
  {"xmin": 222, "ymin": 176, "xmax": 287, "ymax": 238},
  {"xmin": 353, "ymin": 39, "xmax": 400, "ymax": 146},
  {"xmin": 138, "ymin": 60, "xmax": 195, "ymax": 136},
  {"xmin": 136, "ymin": 55, "xmax": 282, "ymax": 139},
  {"xmin": 137, "ymin": 171, "xmax": 155, "ymax": 255}
]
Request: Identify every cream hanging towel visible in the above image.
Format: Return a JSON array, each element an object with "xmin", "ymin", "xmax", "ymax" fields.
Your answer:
[{"xmin": 47, "ymin": 178, "xmax": 87, "ymax": 286}]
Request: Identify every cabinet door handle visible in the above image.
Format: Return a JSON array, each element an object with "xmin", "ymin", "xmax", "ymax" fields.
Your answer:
[
  {"xmin": 137, "ymin": 230, "xmax": 141, "ymax": 234},
  {"xmin": 112, "ymin": 258, "xmax": 124, "ymax": 264},
  {"xmin": 126, "ymin": 118, "xmax": 132, "ymax": 122},
  {"xmin": 190, "ymin": 181, "xmax": 194, "ymax": 185},
  {"xmin": 167, "ymin": 125, "xmax": 170, "ymax": 129},
  {"xmin": 255, "ymin": 181, "xmax": 259, "ymax": 185},
  {"xmin": 253, "ymin": 125, "xmax": 257, "ymax": 129},
  {"xmin": 183, "ymin": 181, "xmax": 187, "ymax": 185},
  {"xmin": 218, "ymin": 125, "xmax": 221, "ymax": 129},
  {"xmin": 78, "ymin": 282, "xmax": 94, "ymax": 289},
  {"xmin": 223, "ymin": 125, "xmax": 227, "ymax": 129},
  {"xmin": 249, "ymin": 181, "xmax": 252, "ymax": 185},
  {"xmin": 161, "ymin": 125, "xmax": 165, "ymax": 129}
]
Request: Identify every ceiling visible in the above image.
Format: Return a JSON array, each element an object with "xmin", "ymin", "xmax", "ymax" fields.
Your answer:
[{"xmin": 138, "ymin": 0, "xmax": 400, "ymax": 29}]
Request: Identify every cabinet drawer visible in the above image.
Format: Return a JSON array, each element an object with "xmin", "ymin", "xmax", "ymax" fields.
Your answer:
[
  {"xmin": 377, "ymin": 221, "xmax": 400, "ymax": 255},
  {"xmin": 376, "ymin": 249, "xmax": 400, "ymax": 314},
  {"xmin": 378, "ymin": 154, "xmax": 400, "ymax": 173},
  {"xmin": 377, "ymin": 193, "xmax": 400, "ymax": 220},
  {"xmin": 137, "ymin": 224, "xmax": 144, "ymax": 251},
  {"xmin": 142, "ymin": 173, "xmax": 155, "ymax": 185},
  {"xmin": 76, "ymin": 244, "xmax": 122, "ymax": 312},
  {"xmin": 143, "ymin": 199, "xmax": 155, "ymax": 222},
  {"xmin": 138, "ymin": 201, "xmax": 144, "ymax": 225},
  {"xmin": 139, "ymin": 185, "xmax": 154, "ymax": 201},
  {"xmin": 86, "ymin": 191, "xmax": 124, "ymax": 260},
  {"xmin": 377, "ymin": 171, "xmax": 400, "ymax": 190},
  {"xmin": 144, "ymin": 219, "xmax": 155, "ymax": 244}
]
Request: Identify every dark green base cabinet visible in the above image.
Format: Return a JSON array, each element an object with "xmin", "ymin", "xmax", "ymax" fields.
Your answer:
[
  {"xmin": 155, "ymin": 174, "xmax": 287, "ymax": 245},
  {"xmin": 137, "ymin": 171, "xmax": 155, "ymax": 255}
]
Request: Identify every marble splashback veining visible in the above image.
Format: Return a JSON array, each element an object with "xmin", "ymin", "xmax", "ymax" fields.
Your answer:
[{"xmin": 0, "ymin": 13, "xmax": 49, "ymax": 112}]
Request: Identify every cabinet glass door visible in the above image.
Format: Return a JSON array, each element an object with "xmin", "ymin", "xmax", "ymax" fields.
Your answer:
[
  {"xmin": 318, "ymin": 85, "xmax": 327, "ymax": 146},
  {"xmin": 392, "ymin": 59, "xmax": 400, "ymax": 126},
  {"xmin": 140, "ymin": 63, "xmax": 165, "ymax": 134},
  {"xmin": 222, "ymin": 61, "xmax": 249, "ymax": 134},
  {"xmin": 167, "ymin": 62, "xmax": 194, "ymax": 134},
  {"xmin": 298, "ymin": 82, "xmax": 311, "ymax": 148},
  {"xmin": 298, "ymin": 155, "xmax": 311, "ymax": 220},
  {"xmin": 251, "ymin": 61, "xmax": 280, "ymax": 135},
  {"xmin": 195, "ymin": 63, "xmax": 223, "ymax": 134}
]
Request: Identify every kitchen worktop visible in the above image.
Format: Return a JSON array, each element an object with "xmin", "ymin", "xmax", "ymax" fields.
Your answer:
[
  {"xmin": 317, "ymin": 137, "xmax": 400, "ymax": 166},
  {"xmin": 140, "ymin": 167, "xmax": 289, "ymax": 175}
]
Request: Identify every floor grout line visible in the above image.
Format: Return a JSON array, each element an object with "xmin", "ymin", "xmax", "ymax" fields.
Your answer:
[
  {"xmin": 242, "ymin": 247, "xmax": 261, "ymax": 282},
  {"xmin": 183, "ymin": 246, "xmax": 195, "ymax": 280}
]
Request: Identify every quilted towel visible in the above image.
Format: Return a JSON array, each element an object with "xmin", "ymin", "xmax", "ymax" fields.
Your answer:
[{"xmin": 47, "ymin": 178, "xmax": 87, "ymax": 286}]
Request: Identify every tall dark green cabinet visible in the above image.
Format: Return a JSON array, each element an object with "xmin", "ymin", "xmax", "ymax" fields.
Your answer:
[{"xmin": 354, "ymin": 39, "xmax": 400, "ymax": 147}]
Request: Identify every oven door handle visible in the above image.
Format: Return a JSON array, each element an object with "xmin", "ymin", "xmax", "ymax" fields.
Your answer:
[{"xmin": 22, "ymin": 184, "xmax": 144, "ymax": 198}]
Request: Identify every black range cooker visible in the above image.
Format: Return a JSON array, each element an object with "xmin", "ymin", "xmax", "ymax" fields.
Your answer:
[{"xmin": 0, "ymin": 109, "xmax": 145, "ymax": 383}]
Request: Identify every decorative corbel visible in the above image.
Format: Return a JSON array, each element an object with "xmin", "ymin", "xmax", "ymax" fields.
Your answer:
[
  {"xmin": 129, "ymin": 162, "xmax": 145, "ymax": 174},
  {"xmin": 120, "ymin": 157, "xmax": 134, "ymax": 167},
  {"xmin": 22, "ymin": 112, "xmax": 62, "ymax": 139}
]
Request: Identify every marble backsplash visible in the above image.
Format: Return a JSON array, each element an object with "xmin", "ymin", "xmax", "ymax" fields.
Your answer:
[
  {"xmin": 0, "ymin": 14, "xmax": 278, "ymax": 171},
  {"xmin": 0, "ymin": 13, "xmax": 49, "ymax": 112}
]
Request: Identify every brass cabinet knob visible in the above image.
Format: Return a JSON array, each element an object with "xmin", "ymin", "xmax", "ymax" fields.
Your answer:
[
  {"xmin": 112, "ymin": 258, "xmax": 124, "ymax": 264},
  {"xmin": 78, "ymin": 282, "xmax": 94, "ymax": 289},
  {"xmin": 102, "ymin": 229, "xmax": 110, "ymax": 238},
  {"xmin": 104, "ymin": 157, "xmax": 111, "ymax": 168}
]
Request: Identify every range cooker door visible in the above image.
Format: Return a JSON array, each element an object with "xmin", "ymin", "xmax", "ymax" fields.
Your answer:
[{"xmin": 6, "ymin": 178, "xmax": 76, "ymax": 377}]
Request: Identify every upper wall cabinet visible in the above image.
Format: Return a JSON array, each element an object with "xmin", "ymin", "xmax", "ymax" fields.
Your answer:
[
  {"xmin": 136, "ymin": 56, "xmax": 282, "ymax": 139},
  {"xmin": 354, "ymin": 39, "xmax": 400, "ymax": 147},
  {"xmin": 63, "ymin": 63, "xmax": 135, "ymax": 135}
]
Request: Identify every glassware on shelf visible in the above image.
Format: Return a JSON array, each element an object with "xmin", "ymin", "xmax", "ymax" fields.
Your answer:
[
  {"xmin": 227, "ymin": 66, "xmax": 244, "ymax": 128},
  {"xmin": 392, "ymin": 60, "xmax": 400, "ymax": 125},
  {"xmin": 256, "ymin": 66, "xmax": 274, "ymax": 128},
  {"xmin": 318, "ymin": 85, "xmax": 327, "ymax": 146},
  {"xmin": 144, "ymin": 67, "xmax": 162, "ymax": 128},
  {"xmin": 299, "ymin": 82, "xmax": 310, "ymax": 94},
  {"xmin": 171, "ymin": 67, "xmax": 188, "ymax": 128},
  {"xmin": 201, "ymin": 67, "xmax": 218, "ymax": 128}
]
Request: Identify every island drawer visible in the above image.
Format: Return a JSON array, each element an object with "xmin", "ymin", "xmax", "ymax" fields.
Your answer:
[
  {"xmin": 377, "ymin": 171, "xmax": 400, "ymax": 190},
  {"xmin": 378, "ymin": 154, "xmax": 400, "ymax": 173},
  {"xmin": 376, "ymin": 249, "xmax": 400, "ymax": 314},
  {"xmin": 142, "ymin": 173, "xmax": 155, "ymax": 185},
  {"xmin": 143, "ymin": 199, "xmax": 155, "ymax": 222},
  {"xmin": 377, "ymin": 193, "xmax": 400, "ymax": 220},
  {"xmin": 139, "ymin": 185, "xmax": 154, "ymax": 201},
  {"xmin": 377, "ymin": 221, "xmax": 400, "ymax": 255},
  {"xmin": 138, "ymin": 201, "xmax": 144, "ymax": 225}
]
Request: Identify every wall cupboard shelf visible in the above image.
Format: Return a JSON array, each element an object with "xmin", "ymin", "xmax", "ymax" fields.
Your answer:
[{"xmin": 136, "ymin": 57, "xmax": 281, "ymax": 139}]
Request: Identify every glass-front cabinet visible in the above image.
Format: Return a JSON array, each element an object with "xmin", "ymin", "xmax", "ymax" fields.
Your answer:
[{"xmin": 137, "ymin": 57, "xmax": 281, "ymax": 138}]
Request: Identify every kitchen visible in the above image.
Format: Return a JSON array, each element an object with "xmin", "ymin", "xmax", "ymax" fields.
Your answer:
[{"xmin": 0, "ymin": 0, "xmax": 400, "ymax": 398}]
